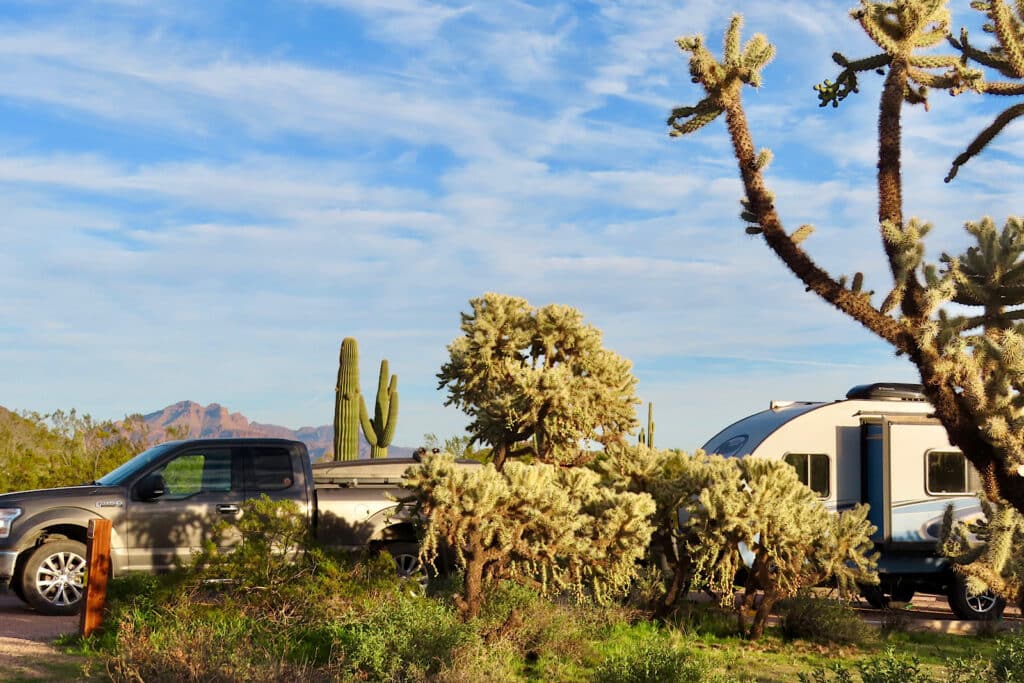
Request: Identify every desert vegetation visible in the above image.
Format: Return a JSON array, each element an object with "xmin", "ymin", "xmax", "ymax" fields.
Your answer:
[
  {"xmin": 0, "ymin": 408, "xmax": 155, "ymax": 494},
  {"xmin": 62, "ymin": 495, "xmax": 1022, "ymax": 683}
]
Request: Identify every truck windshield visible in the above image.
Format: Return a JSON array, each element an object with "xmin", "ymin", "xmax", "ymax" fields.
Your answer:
[{"xmin": 95, "ymin": 442, "xmax": 179, "ymax": 486}]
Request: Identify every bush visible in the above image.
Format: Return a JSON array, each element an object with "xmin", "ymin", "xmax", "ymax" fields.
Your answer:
[
  {"xmin": 778, "ymin": 593, "xmax": 870, "ymax": 645},
  {"xmin": 856, "ymin": 648, "xmax": 933, "ymax": 683},
  {"xmin": 990, "ymin": 632, "xmax": 1024, "ymax": 682},
  {"xmin": 593, "ymin": 623, "xmax": 708, "ymax": 683},
  {"xmin": 335, "ymin": 593, "xmax": 474, "ymax": 680}
]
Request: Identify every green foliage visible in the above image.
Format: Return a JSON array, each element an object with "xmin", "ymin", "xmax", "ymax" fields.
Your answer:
[
  {"xmin": 592, "ymin": 624, "xmax": 708, "ymax": 683},
  {"xmin": 333, "ymin": 336, "xmax": 362, "ymax": 461},
  {"xmin": 192, "ymin": 495, "xmax": 316, "ymax": 593},
  {"xmin": 437, "ymin": 292, "xmax": 639, "ymax": 469},
  {"xmin": 403, "ymin": 453, "xmax": 656, "ymax": 619},
  {"xmin": 360, "ymin": 358, "xmax": 399, "ymax": 458},
  {"xmin": 0, "ymin": 407, "xmax": 149, "ymax": 493},
  {"xmin": 990, "ymin": 633, "xmax": 1024, "ymax": 682},
  {"xmin": 331, "ymin": 595, "xmax": 474, "ymax": 680},
  {"xmin": 778, "ymin": 593, "xmax": 871, "ymax": 645},
  {"xmin": 422, "ymin": 432, "xmax": 491, "ymax": 461}
]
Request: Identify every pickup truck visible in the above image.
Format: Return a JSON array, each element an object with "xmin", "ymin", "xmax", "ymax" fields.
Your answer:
[{"xmin": 0, "ymin": 438, "xmax": 459, "ymax": 615}]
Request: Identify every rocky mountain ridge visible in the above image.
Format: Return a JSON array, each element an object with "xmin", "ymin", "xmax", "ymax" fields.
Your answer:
[{"xmin": 139, "ymin": 400, "xmax": 414, "ymax": 461}]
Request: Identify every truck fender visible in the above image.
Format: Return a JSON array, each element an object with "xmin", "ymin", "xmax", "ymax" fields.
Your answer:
[
  {"xmin": 11, "ymin": 508, "xmax": 127, "ymax": 575},
  {"xmin": 364, "ymin": 505, "xmax": 418, "ymax": 544}
]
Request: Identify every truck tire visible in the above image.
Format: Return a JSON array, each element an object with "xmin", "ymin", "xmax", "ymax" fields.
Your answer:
[
  {"xmin": 946, "ymin": 575, "xmax": 1005, "ymax": 621},
  {"xmin": 384, "ymin": 542, "xmax": 427, "ymax": 595},
  {"xmin": 21, "ymin": 540, "xmax": 87, "ymax": 616}
]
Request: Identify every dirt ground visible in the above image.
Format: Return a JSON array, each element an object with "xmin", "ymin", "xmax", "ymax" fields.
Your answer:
[{"xmin": 0, "ymin": 591, "xmax": 83, "ymax": 682}]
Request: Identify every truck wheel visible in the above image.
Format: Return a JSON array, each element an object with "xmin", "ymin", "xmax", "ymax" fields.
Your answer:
[
  {"xmin": 384, "ymin": 542, "xmax": 427, "ymax": 595},
  {"xmin": 946, "ymin": 575, "xmax": 1006, "ymax": 621},
  {"xmin": 21, "ymin": 540, "xmax": 87, "ymax": 616}
]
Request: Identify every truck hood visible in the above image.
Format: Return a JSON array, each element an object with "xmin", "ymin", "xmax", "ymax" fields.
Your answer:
[{"xmin": 0, "ymin": 484, "xmax": 124, "ymax": 507}]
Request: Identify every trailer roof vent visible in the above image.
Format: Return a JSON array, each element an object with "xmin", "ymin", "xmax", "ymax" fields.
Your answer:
[{"xmin": 845, "ymin": 382, "xmax": 926, "ymax": 401}]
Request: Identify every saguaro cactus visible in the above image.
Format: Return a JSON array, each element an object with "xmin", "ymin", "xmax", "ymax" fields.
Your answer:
[
  {"xmin": 360, "ymin": 359, "xmax": 399, "ymax": 458},
  {"xmin": 333, "ymin": 337, "xmax": 362, "ymax": 461},
  {"xmin": 639, "ymin": 402, "xmax": 655, "ymax": 449}
]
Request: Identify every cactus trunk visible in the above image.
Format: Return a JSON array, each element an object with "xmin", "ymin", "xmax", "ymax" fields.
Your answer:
[
  {"xmin": 333, "ymin": 337, "xmax": 362, "ymax": 461},
  {"xmin": 360, "ymin": 359, "xmax": 399, "ymax": 458}
]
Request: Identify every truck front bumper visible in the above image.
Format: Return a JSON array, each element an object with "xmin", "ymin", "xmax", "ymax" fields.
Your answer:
[{"xmin": 0, "ymin": 550, "xmax": 17, "ymax": 585}]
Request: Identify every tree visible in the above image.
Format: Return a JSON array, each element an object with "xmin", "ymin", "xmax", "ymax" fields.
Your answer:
[
  {"xmin": 402, "ymin": 453, "xmax": 655, "ymax": 620},
  {"xmin": 669, "ymin": 2, "xmax": 1024, "ymax": 512},
  {"xmin": 0, "ymin": 408, "xmax": 150, "ymax": 493},
  {"xmin": 438, "ymin": 292, "xmax": 639, "ymax": 470}
]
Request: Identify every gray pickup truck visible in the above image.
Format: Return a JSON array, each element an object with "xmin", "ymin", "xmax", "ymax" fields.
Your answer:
[{"xmin": 0, "ymin": 438, "xmax": 457, "ymax": 615}]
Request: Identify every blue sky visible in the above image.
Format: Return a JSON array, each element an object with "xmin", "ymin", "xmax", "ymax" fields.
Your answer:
[{"xmin": 1, "ymin": 0, "xmax": 1021, "ymax": 451}]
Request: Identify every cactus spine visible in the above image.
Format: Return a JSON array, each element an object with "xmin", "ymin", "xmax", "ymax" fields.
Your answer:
[
  {"xmin": 333, "ymin": 337, "xmax": 362, "ymax": 461},
  {"xmin": 360, "ymin": 359, "xmax": 399, "ymax": 458},
  {"xmin": 639, "ymin": 402, "xmax": 655, "ymax": 448}
]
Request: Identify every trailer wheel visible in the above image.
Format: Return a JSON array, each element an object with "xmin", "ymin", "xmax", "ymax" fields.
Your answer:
[
  {"xmin": 946, "ymin": 575, "xmax": 1005, "ymax": 620},
  {"xmin": 859, "ymin": 584, "xmax": 888, "ymax": 609},
  {"xmin": 890, "ymin": 584, "xmax": 915, "ymax": 604},
  {"xmin": 21, "ymin": 540, "xmax": 87, "ymax": 616}
]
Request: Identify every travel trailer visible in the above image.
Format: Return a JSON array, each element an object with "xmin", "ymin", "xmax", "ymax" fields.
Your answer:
[{"xmin": 701, "ymin": 382, "xmax": 1005, "ymax": 620}]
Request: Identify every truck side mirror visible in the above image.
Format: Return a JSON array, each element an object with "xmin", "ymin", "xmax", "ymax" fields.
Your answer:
[{"xmin": 136, "ymin": 473, "xmax": 167, "ymax": 501}]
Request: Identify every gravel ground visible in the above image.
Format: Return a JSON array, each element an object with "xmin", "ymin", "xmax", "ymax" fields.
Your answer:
[{"xmin": 0, "ymin": 591, "xmax": 83, "ymax": 682}]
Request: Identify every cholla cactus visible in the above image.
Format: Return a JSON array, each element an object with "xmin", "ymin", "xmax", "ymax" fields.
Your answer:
[
  {"xmin": 735, "ymin": 458, "xmax": 877, "ymax": 640},
  {"xmin": 601, "ymin": 446, "xmax": 877, "ymax": 639},
  {"xmin": 940, "ymin": 497, "xmax": 1024, "ymax": 609},
  {"xmin": 403, "ymin": 454, "xmax": 655, "ymax": 620},
  {"xmin": 669, "ymin": 3, "xmax": 1024, "ymax": 513},
  {"xmin": 438, "ymin": 293, "xmax": 639, "ymax": 470}
]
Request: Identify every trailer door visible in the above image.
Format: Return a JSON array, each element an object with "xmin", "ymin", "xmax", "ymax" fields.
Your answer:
[{"xmin": 861, "ymin": 416, "xmax": 981, "ymax": 546}]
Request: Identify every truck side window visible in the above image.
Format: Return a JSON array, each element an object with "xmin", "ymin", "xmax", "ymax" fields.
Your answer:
[
  {"xmin": 927, "ymin": 451, "xmax": 978, "ymax": 494},
  {"xmin": 783, "ymin": 453, "xmax": 830, "ymax": 497},
  {"xmin": 152, "ymin": 448, "xmax": 233, "ymax": 500},
  {"xmin": 245, "ymin": 448, "xmax": 294, "ymax": 492}
]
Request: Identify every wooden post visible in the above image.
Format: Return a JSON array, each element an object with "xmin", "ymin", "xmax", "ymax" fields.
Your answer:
[{"xmin": 79, "ymin": 518, "xmax": 112, "ymax": 638}]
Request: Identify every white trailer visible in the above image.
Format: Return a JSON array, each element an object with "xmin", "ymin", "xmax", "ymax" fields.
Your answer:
[{"xmin": 701, "ymin": 382, "xmax": 1004, "ymax": 619}]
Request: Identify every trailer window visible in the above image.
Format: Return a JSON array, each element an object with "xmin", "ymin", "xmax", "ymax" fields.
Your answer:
[
  {"xmin": 712, "ymin": 435, "xmax": 749, "ymax": 458},
  {"xmin": 927, "ymin": 451, "xmax": 980, "ymax": 494},
  {"xmin": 784, "ymin": 453, "xmax": 830, "ymax": 497}
]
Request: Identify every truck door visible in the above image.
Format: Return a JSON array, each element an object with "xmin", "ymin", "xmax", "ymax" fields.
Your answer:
[
  {"xmin": 241, "ymin": 444, "xmax": 312, "ymax": 522},
  {"xmin": 123, "ymin": 444, "xmax": 245, "ymax": 572}
]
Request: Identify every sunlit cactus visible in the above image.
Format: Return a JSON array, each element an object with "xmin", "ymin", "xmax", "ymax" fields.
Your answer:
[
  {"xmin": 332, "ymin": 337, "xmax": 362, "ymax": 462},
  {"xmin": 360, "ymin": 359, "xmax": 398, "ymax": 458}
]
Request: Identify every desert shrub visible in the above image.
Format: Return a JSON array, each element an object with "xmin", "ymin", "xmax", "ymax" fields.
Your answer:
[
  {"xmin": 334, "ymin": 593, "xmax": 474, "ymax": 680},
  {"xmin": 95, "ymin": 497, "xmax": 477, "ymax": 682},
  {"xmin": 669, "ymin": 602, "xmax": 744, "ymax": 639},
  {"xmin": 990, "ymin": 632, "xmax": 1024, "ymax": 682},
  {"xmin": 856, "ymin": 648, "xmax": 932, "ymax": 683},
  {"xmin": 432, "ymin": 639, "xmax": 522, "ymax": 683},
  {"xmin": 778, "ymin": 593, "xmax": 870, "ymax": 645},
  {"xmin": 592, "ymin": 623, "xmax": 708, "ymax": 683}
]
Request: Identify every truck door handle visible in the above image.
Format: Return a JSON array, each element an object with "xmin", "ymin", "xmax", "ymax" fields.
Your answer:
[{"xmin": 217, "ymin": 504, "xmax": 240, "ymax": 515}]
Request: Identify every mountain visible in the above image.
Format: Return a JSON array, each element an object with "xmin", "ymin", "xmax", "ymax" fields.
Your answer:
[{"xmin": 137, "ymin": 400, "xmax": 414, "ymax": 461}]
